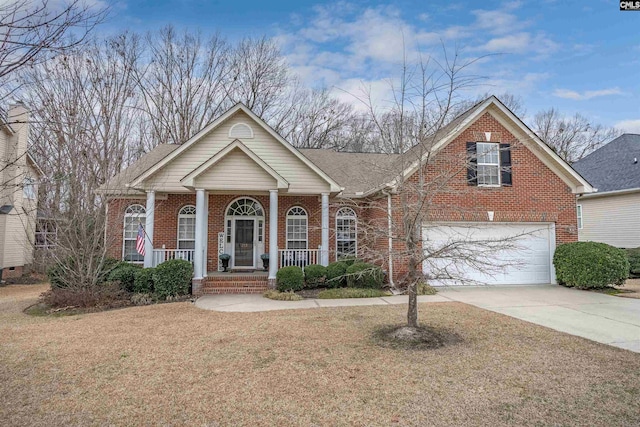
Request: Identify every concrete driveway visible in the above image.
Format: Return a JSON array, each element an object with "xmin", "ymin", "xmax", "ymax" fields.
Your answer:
[
  {"xmin": 196, "ymin": 285, "xmax": 640, "ymax": 353},
  {"xmin": 439, "ymin": 285, "xmax": 640, "ymax": 353}
]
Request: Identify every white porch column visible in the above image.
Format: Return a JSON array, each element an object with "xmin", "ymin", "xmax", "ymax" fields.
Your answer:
[
  {"xmin": 143, "ymin": 190, "xmax": 155, "ymax": 268},
  {"xmin": 268, "ymin": 189, "xmax": 278, "ymax": 282},
  {"xmin": 321, "ymin": 192, "xmax": 329, "ymax": 266},
  {"xmin": 202, "ymin": 192, "xmax": 209, "ymax": 278},
  {"xmin": 194, "ymin": 189, "xmax": 206, "ymax": 281}
]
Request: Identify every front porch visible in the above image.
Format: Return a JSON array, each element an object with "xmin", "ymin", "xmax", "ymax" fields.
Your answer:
[
  {"xmin": 150, "ymin": 247, "xmax": 322, "ymax": 294},
  {"xmin": 142, "ymin": 190, "xmax": 332, "ymax": 294}
]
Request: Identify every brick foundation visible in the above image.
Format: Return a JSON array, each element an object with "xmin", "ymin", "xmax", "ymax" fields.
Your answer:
[{"xmin": 1, "ymin": 265, "xmax": 25, "ymax": 279}]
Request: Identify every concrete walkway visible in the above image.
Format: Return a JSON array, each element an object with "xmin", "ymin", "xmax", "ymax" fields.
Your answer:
[{"xmin": 195, "ymin": 285, "xmax": 640, "ymax": 353}]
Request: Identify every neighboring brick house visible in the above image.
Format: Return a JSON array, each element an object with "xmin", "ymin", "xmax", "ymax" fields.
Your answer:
[
  {"xmin": 0, "ymin": 103, "xmax": 42, "ymax": 279},
  {"xmin": 98, "ymin": 97, "xmax": 594, "ymax": 294}
]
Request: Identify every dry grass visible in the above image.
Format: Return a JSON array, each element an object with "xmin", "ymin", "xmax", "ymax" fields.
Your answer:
[
  {"xmin": 617, "ymin": 278, "xmax": 640, "ymax": 299},
  {"xmin": 1, "ymin": 285, "xmax": 639, "ymax": 426}
]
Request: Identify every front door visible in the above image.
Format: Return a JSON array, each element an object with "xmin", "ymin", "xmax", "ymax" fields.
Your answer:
[{"xmin": 234, "ymin": 219, "xmax": 255, "ymax": 267}]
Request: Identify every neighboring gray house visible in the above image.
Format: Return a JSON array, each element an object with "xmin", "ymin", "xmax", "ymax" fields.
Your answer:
[{"xmin": 573, "ymin": 134, "xmax": 640, "ymax": 248}]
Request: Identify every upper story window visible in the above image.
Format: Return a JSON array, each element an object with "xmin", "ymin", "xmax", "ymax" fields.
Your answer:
[
  {"xmin": 23, "ymin": 177, "xmax": 36, "ymax": 200},
  {"xmin": 477, "ymin": 142, "xmax": 500, "ymax": 186},
  {"xmin": 467, "ymin": 142, "xmax": 512, "ymax": 187}
]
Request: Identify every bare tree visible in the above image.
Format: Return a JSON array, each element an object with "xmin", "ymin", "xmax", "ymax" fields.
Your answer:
[
  {"xmin": 345, "ymin": 50, "xmax": 531, "ymax": 330},
  {"xmin": 454, "ymin": 91, "xmax": 526, "ymax": 118},
  {"xmin": 227, "ymin": 36, "xmax": 290, "ymax": 119},
  {"xmin": 134, "ymin": 26, "xmax": 232, "ymax": 147},
  {"xmin": 0, "ymin": 0, "xmax": 107, "ymax": 95},
  {"xmin": 22, "ymin": 33, "xmax": 144, "ymax": 286},
  {"xmin": 280, "ymin": 87, "xmax": 355, "ymax": 149},
  {"xmin": 533, "ymin": 108, "xmax": 621, "ymax": 164}
]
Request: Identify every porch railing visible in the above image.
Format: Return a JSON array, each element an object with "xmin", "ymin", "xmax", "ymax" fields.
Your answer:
[
  {"xmin": 152, "ymin": 249, "xmax": 195, "ymax": 267},
  {"xmin": 278, "ymin": 249, "xmax": 319, "ymax": 269}
]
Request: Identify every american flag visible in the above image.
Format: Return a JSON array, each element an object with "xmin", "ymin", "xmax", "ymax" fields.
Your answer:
[{"xmin": 136, "ymin": 223, "xmax": 146, "ymax": 256}]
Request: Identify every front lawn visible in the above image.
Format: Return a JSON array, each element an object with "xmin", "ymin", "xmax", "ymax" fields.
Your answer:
[{"xmin": 1, "ymin": 284, "xmax": 639, "ymax": 426}]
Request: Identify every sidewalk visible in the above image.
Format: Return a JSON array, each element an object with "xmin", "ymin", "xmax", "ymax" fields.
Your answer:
[{"xmin": 195, "ymin": 293, "xmax": 449, "ymax": 312}]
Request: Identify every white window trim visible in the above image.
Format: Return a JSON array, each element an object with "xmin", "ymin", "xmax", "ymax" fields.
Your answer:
[
  {"xmin": 123, "ymin": 204, "xmax": 146, "ymax": 263},
  {"xmin": 336, "ymin": 207, "xmax": 357, "ymax": 260},
  {"xmin": 286, "ymin": 206, "xmax": 308, "ymax": 250},
  {"xmin": 224, "ymin": 197, "xmax": 265, "ymax": 246},
  {"xmin": 23, "ymin": 176, "xmax": 36, "ymax": 200},
  {"xmin": 577, "ymin": 204, "xmax": 583, "ymax": 230},
  {"xmin": 228, "ymin": 122, "xmax": 254, "ymax": 139},
  {"xmin": 477, "ymin": 142, "xmax": 501, "ymax": 187},
  {"xmin": 177, "ymin": 205, "xmax": 196, "ymax": 250}
]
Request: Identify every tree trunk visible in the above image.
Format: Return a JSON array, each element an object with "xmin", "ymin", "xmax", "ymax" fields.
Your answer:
[{"xmin": 407, "ymin": 280, "xmax": 418, "ymax": 328}]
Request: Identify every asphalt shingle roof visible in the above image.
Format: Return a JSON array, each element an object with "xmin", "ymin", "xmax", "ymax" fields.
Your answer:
[
  {"xmin": 572, "ymin": 134, "xmax": 640, "ymax": 193},
  {"xmin": 98, "ymin": 99, "xmax": 490, "ymax": 196}
]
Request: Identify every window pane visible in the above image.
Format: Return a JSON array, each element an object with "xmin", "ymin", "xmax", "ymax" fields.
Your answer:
[
  {"xmin": 123, "ymin": 240, "xmax": 143, "ymax": 262},
  {"xmin": 178, "ymin": 240, "xmax": 195, "ymax": 250}
]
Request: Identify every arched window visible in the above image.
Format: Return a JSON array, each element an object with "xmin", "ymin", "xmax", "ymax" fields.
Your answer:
[
  {"xmin": 336, "ymin": 207, "xmax": 357, "ymax": 259},
  {"xmin": 286, "ymin": 207, "xmax": 308, "ymax": 250},
  {"xmin": 225, "ymin": 198, "xmax": 265, "ymax": 244},
  {"xmin": 123, "ymin": 204, "xmax": 146, "ymax": 262},
  {"xmin": 228, "ymin": 122, "xmax": 254, "ymax": 139},
  {"xmin": 177, "ymin": 205, "xmax": 196, "ymax": 249}
]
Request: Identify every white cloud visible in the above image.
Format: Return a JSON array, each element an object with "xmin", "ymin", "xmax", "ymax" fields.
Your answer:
[
  {"xmin": 472, "ymin": 9, "xmax": 525, "ymax": 35},
  {"xmin": 276, "ymin": 2, "xmax": 561, "ymax": 108},
  {"xmin": 480, "ymin": 32, "xmax": 558, "ymax": 57},
  {"xmin": 552, "ymin": 88, "xmax": 623, "ymax": 100},
  {"xmin": 615, "ymin": 119, "xmax": 640, "ymax": 134}
]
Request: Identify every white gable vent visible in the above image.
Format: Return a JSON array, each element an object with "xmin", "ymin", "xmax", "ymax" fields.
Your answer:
[{"xmin": 229, "ymin": 123, "xmax": 254, "ymax": 139}]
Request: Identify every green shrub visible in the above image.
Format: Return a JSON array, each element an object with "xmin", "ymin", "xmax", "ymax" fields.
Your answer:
[
  {"xmin": 47, "ymin": 256, "xmax": 123, "ymax": 289},
  {"xmin": 345, "ymin": 262, "xmax": 384, "ymax": 289},
  {"xmin": 47, "ymin": 257, "xmax": 74, "ymax": 288},
  {"xmin": 276, "ymin": 266, "xmax": 304, "ymax": 292},
  {"xmin": 338, "ymin": 257, "xmax": 360, "ymax": 267},
  {"xmin": 326, "ymin": 261, "xmax": 348, "ymax": 288},
  {"xmin": 108, "ymin": 263, "xmax": 141, "ymax": 292},
  {"xmin": 317, "ymin": 287, "xmax": 392, "ymax": 299},
  {"xmin": 133, "ymin": 268, "xmax": 155, "ymax": 293},
  {"xmin": 263, "ymin": 289, "xmax": 304, "ymax": 301},
  {"xmin": 625, "ymin": 248, "xmax": 640, "ymax": 277},
  {"xmin": 153, "ymin": 259, "xmax": 193, "ymax": 299},
  {"xmin": 553, "ymin": 242, "xmax": 629, "ymax": 289},
  {"xmin": 304, "ymin": 264, "xmax": 326, "ymax": 288},
  {"xmin": 417, "ymin": 282, "xmax": 438, "ymax": 295}
]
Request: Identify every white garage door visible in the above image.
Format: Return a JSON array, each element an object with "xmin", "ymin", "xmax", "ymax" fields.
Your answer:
[{"xmin": 422, "ymin": 222, "xmax": 554, "ymax": 286}]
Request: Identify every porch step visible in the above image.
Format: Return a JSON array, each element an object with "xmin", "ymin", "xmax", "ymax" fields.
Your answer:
[{"xmin": 200, "ymin": 274, "xmax": 269, "ymax": 295}]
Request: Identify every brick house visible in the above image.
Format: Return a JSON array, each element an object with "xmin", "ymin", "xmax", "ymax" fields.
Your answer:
[{"xmin": 98, "ymin": 96, "xmax": 594, "ymax": 294}]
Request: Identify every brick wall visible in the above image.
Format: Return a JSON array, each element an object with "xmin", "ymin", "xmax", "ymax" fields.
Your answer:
[
  {"xmin": 107, "ymin": 194, "xmax": 325, "ymax": 272},
  {"xmin": 360, "ymin": 111, "xmax": 578, "ymax": 283},
  {"xmin": 106, "ymin": 113, "xmax": 578, "ymax": 286}
]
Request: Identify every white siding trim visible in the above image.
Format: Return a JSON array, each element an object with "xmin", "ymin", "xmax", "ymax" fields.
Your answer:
[
  {"xmin": 181, "ymin": 139, "xmax": 288, "ymax": 189},
  {"xmin": 130, "ymin": 103, "xmax": 342, "ymax": 192}
]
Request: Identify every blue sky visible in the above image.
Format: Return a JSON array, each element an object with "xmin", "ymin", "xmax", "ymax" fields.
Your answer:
[{"xmin": 107, "ymin": 0, "xmax": 640, "ymax": 131}]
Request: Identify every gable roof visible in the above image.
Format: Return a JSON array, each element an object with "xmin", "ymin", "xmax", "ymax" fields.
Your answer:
[
  {"xmin": 96, "ymin": 144, "xmax": 179, "ymax": 195},
  {"xmin": 299, "ymin": 149, "xmax": 401, "ymax": 196},
  {"xmin": 99, "ymin": 96, "xmax": 595, "ymax": 198},
  {"xmin": 129, "ymin": 103, "xmax": 342, "ymax": 192},
  {"xmin": 573, "ymin": 134, "xmax": 640, "ymax": 193},
  {"xmin": 181, "ymin": 139, "xmax": 288, "ymax": 189},
  {"xmin": 383, "ymin": 96, "xmax": 595, "ymax": 195}
]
